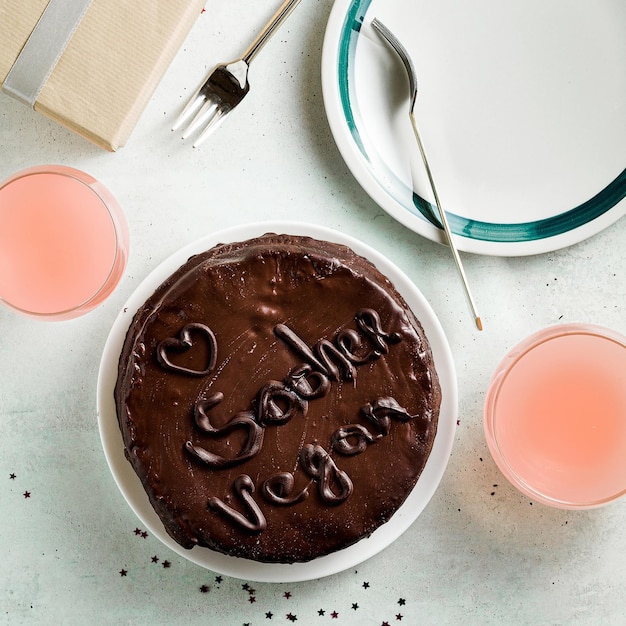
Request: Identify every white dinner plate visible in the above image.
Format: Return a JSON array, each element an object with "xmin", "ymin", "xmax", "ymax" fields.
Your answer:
[
  {"xmin": 97, "ymin": 221, "xmax": 458, "ymax": 583},
  {"xmin": 322, "ymin": 0, "xmax": 626, "ymax": 256}
]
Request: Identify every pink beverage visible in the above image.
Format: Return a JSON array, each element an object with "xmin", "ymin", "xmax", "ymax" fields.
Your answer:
[
  {"xmin": 0, "ymin": 166, "xmax": 128, "ymax": 320},
  {"xmin": 484, "ymin": 324, "xmax": 626, "ymax": 508}
]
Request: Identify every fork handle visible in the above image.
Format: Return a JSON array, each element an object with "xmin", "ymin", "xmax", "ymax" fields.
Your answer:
[{"xmin": 242, "ymin": 0, "xmax": 302, "ymax": 65}]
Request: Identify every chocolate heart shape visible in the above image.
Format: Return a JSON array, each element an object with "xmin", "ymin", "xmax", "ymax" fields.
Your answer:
[{"xmin": 156, "ymin": 322, "xmax": 217, "ymax": 377}]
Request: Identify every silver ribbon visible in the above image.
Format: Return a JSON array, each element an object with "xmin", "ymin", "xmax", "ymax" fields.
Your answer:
[{"xmin": 2, "ymin": 0, "xmax": 94, "ymax": 106}]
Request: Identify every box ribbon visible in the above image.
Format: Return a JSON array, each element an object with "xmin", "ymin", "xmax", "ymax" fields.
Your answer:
[{"xmin": 2, "ymin": 0, "xmax": 94, "ymax": 106}]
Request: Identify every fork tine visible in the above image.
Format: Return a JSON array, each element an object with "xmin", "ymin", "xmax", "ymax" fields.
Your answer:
[
  {"xmin": 192, "ymin": 107, "xmax": 228, "ymax": 148},
  {"xmin": 181, "ymin": 100, "xmax": 219, "ymax": 139},
  {"xmin": 172, "ymin": 87, "xmax": 206, "ymax": 132}
]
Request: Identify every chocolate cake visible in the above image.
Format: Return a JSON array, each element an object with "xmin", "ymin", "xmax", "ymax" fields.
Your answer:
[{"xmin": 115, "ymin": 233, "xmax": 441, "ymax": 563}]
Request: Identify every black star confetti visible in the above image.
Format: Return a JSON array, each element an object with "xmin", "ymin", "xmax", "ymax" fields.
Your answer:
[
  {"xmin": 9, "ymin": 473, "xmax": 16, "ymax": 480},
  {"xmin": 119, "ymin": 569, "xmax": 127, "ymax": 577},
  {"xmin": 151, "ymin": 556, "xmax": 159, "ymax": 564},
  {"xmin": 162, "ymin": 560, "xmax": 171, "ymax": 569},
  {"xmin": 23, "ymin": 491, "xmax": 31, "ymax": 498},
  {"xmin": 134, "ymin": 528, "xmax": 142, "ymax": 535},
  {"xmin": 174, "ymin": 562, "xmax": 425, "ymax": 624}
]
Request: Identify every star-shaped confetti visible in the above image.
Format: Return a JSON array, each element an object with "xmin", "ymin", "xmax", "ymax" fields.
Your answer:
[
  {"xmin": 396, "ymin": 614, "xmax": 403, "ymax": 621},
  {"xmin": 9, "ymin": 473, "xmax": 16, "ymax": 480},
  {"xmin": 362, "ymin": 581, "xmax": 370, "ymax": 589},
  {"xmin": 283, "ymin": 591, "xmax": 292, "ymax": 599},
  {"xmin": 151, "ymin": 556, "xmax": 159, "ymax": 564},
  {"xmin": 119, "ymin": 569, "xmax": 127, "ymax": 577},
  {"xmin": 331, "ymin": 611, "xmax": 338, "ymax": 619},
  {"xmin": 23, "ymin": 491, "xmax": 31, "ymax": 498},
  {"xmin": 215, "ymin": 576, "xmax": 223, "ymax": 584},
  {"xmin": 286, "ymin": 614, "xmax": 297, "ymax": 622},
  {"xmin": 162, "ymin": 560, "xmax": 171, "ymax": 569},
  {"xmin": 134, "ymin": 528, "xmax": 142, "ymax": 535},
  {"xmin": 318, "ymin": 609, "xmax": 325, "ymax": 616},
  {"xmin": 352, "ymin": 603, "xmax": 359, "ymax": 610},
  {"xmin": 199, "ymin": 585, "xmax": 210, "ymax": 593},
  {"xmin": 398, "ymin": 598, "xmax": 406, "ymax": 606},
  {"xmin": 265, "ymin": 612, "xmax": 273, "ymax": 619}
]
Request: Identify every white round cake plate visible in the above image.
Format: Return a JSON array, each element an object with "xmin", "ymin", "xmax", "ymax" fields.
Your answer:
[
  {"xmin": 322, "ymin": 0, "xmax": 626, "ymax": 256},
  {"xmin": 97, "ymin": 221, "xmax": 458, "ymax": 583}
]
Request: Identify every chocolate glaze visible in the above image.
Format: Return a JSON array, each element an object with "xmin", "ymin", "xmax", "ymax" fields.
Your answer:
[{"xmin": 115, "ymin": 234, "xmax": 441, "ymax": 563}]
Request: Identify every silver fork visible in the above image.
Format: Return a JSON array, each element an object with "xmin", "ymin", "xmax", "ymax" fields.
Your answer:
[
  {"xmin": 371, "ymin": 18, "xmax": 482, "ymax": 331},
  {"xmin": 173, "ymin": 0, "xmax": 302, "ymax": 147}
]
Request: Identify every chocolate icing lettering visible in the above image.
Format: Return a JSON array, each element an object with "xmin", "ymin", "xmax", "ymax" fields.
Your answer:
[
  {"xmin": 273, "ymin": 309, "xmax": 400, "ymax": 382},
  {"xmin": 207, "ymin": 475, "xmax": 266, "ymax": 534},
  {"xmin": 356, "ymin": 308, "xmax": 402, "ymax": 357},
  {"xmin": 157, "ymin": 322, "xmax": 217, "ymax": 377},
  {"xmin": 361, "ymin": 396, "xmax": 415, "ymax": 436},
  {"xmin": 331, "ymin": 424, "xmax": 378, "ymax": 456},
  {"xmin": 330, "ymin": 398, "xmax": 416, "ymax": 456},
  {"xmin": 300, "ymin": 444, "xmax": 353, "ymax": 504},
  {"xmin": 169, "ymin": 310, "xmax": 415, "ymax": 533},
  {"xmin": 284, "ymin": 364, "xmax": 331, "ymax": 400},
  {"xmin": 185, "ymin": 393, "xmax": 264, "ymax": 468},
  {"xmin": 261, "ymin": 472, "xmax": 311, "ymax": 506},
  {"xmin": 315, "ymin": 339, "xmax": 357, "ymax": 382},
  {"xmin": 257, "ymin": 380, "xmax": 308, "ymax": 426},
  {"xmin": 273, "ymin": 323, "xmax": 329, "ymax": 374},
  {"xmin": 335, "ymin": 328, "xmax": 371, "ymax": 365}
]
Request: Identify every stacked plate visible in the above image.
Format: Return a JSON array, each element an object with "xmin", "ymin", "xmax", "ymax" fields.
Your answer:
[{"xmin": 322, "ymin": 0, "xmax": 626, "ymax": 255}]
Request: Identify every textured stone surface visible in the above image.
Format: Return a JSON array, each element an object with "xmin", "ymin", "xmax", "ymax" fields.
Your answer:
[{"xmin": 1, "ymin": 1, "xmax": 626, "ymax": 623}]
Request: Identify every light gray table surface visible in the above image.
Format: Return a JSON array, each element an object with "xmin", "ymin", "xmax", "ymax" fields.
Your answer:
[{"xmin": 1, "ymin": 2, "xmax": 625, "ymax": 624}]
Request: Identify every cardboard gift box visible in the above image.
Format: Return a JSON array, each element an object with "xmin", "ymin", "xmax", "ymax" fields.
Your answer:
[{"xmin": 0, "ymin": 0, "xmax": 205, "ymax": 150}]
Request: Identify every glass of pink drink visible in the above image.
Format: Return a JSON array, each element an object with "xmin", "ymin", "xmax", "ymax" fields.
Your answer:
[
  {"xmin": 484, "ymin": 324, "xmax": 626, "ymax": 509},
  {"xmin": 0, "ymin": 165, "xmax": 128, "ymax": 320}
]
